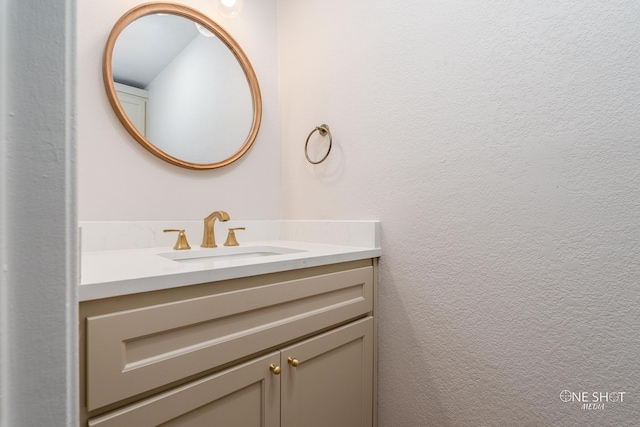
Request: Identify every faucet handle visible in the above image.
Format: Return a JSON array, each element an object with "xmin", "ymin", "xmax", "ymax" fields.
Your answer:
[
  {"xmin": 163, "ymin": 229, "xmax": 191, "ymax": 250},
  {"xmin": 224, "ymin": 227, "xmax": 245, "ymax": 247}
]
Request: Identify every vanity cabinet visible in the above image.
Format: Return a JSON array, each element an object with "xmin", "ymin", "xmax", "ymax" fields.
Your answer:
[{"xmin": 79, "ymin": 259, "xmax": 377, "ymax": 427}]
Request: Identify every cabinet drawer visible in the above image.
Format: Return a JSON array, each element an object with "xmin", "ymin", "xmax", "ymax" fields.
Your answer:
[{"xmin": 86, "ymin": 266, "xmax": 373, "ymax": 411}]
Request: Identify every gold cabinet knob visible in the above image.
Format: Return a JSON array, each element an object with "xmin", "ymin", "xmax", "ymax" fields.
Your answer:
[
  {"xmin": 269, "ymin": 364, "xmax": 281, "ymax": 375},
  {"xmin": 287, "ymin": 357, "xmax": 299, "ymax": 367}
]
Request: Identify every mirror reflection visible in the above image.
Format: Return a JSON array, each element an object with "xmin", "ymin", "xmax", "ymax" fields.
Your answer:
[{"xmin": 103, "ymin": 4, "xmax": 261, "ymax": 169}]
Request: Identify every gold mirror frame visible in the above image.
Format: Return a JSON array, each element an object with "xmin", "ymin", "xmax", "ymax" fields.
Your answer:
[{"xmin": 103, "ymin": 2, "xmax": 262, "ymax": 170}]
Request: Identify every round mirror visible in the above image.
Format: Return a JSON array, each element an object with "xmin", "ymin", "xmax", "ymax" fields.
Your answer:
[{"xmin": 103, "ymin": 3, "xmax": 262, "ymax": 170}]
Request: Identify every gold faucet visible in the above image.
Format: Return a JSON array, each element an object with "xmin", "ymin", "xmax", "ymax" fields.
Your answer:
[
  {"xmin": 224, "ymin": 227, "xmax": 245, "ymax": 246},
  {"xmin": 163, "ymin": 229, "xmax": 191, "ymax": 250},
  {"xmin": 201, "ymin": 211, "xmax": 230, "ymax": 248}
]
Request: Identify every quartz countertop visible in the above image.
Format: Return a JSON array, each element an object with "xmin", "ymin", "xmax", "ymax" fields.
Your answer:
[{"xmin": 79, "ymin": 221, "xmax": 381, "ymax": 301}]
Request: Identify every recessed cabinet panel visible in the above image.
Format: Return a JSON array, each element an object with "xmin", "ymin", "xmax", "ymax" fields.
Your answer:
[
  {"xmin": 88, "ymin": 352, "xmax": 280, "ymax": 427},
  {"xmin": 281, "ymin": 317, "xmax": 374, "ymax": 427},
  {"xmin": 86, "ymin": 266, "xmax": 373, "ymax": 410}
]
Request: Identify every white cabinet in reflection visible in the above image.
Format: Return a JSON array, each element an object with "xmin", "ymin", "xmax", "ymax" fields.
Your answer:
[{"xmin": 115, "ymin": 82, "xmax": 148, "ymax": 137}]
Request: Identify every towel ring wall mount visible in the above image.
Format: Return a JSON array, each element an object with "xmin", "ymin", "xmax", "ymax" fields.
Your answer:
[{"xmin": 304, "ymin": 124, "xmax": 332, "ymax": 164}]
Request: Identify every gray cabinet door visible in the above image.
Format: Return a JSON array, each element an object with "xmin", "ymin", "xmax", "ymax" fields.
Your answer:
[
  {"xmin": 281, "ymin": 317, "xmax": 374, "ymax": 427},
  {"xmin": 88, "ymin": 352, "xmax": 280, "ymax": 427}
]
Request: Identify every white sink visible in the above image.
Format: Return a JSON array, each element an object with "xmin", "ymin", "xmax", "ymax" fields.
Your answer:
[{"xmin": 157, "ymin": 246, "xmax": 306, "ymax": 264}]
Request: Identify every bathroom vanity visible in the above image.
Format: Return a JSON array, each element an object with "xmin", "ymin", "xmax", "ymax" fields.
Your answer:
[
  {"xmin": 79, "ymin": 221, "xmax": 380, "ymax": 427},
  {"xmin": 89, "ymin": 3, "xmax": 380, "ymax": 423}
]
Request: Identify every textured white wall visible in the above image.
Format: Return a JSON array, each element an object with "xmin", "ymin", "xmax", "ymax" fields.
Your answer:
[
  {"xmin": 0, "ymin": 0, "xmax": 78, "ymax": 425},
  {"xmin": 279, "ymin": 1, "xmax": 640, "ymax": 425},
  {"xmin": 78, "ymin": 0, "xmax": 280, "ymax": 221}
]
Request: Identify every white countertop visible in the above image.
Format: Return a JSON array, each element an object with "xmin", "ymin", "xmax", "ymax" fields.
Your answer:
[{"xmin": 80, "ymin": 239, "xmax": 381, "ymax": 301}]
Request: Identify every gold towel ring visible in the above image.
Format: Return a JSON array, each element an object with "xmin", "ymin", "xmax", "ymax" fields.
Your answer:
[{"xmin": 305, "ymin": 124, "xmax": 332, "ymax": 164}]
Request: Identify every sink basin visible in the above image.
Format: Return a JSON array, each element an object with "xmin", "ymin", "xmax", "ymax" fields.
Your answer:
[{"xmin": 157, "ymin": 246, "xmax": 306, "ymax": 264}]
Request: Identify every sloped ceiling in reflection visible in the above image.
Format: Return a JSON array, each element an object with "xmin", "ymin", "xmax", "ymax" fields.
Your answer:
[{"xmin": 112, "ymin": 14, "xmax": 198, "ymax": 88}]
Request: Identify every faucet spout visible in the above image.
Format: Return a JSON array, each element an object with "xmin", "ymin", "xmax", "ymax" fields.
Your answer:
[{"xmin": 201, "ymin": 211, "xmax": 230, "ymax": 248}]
